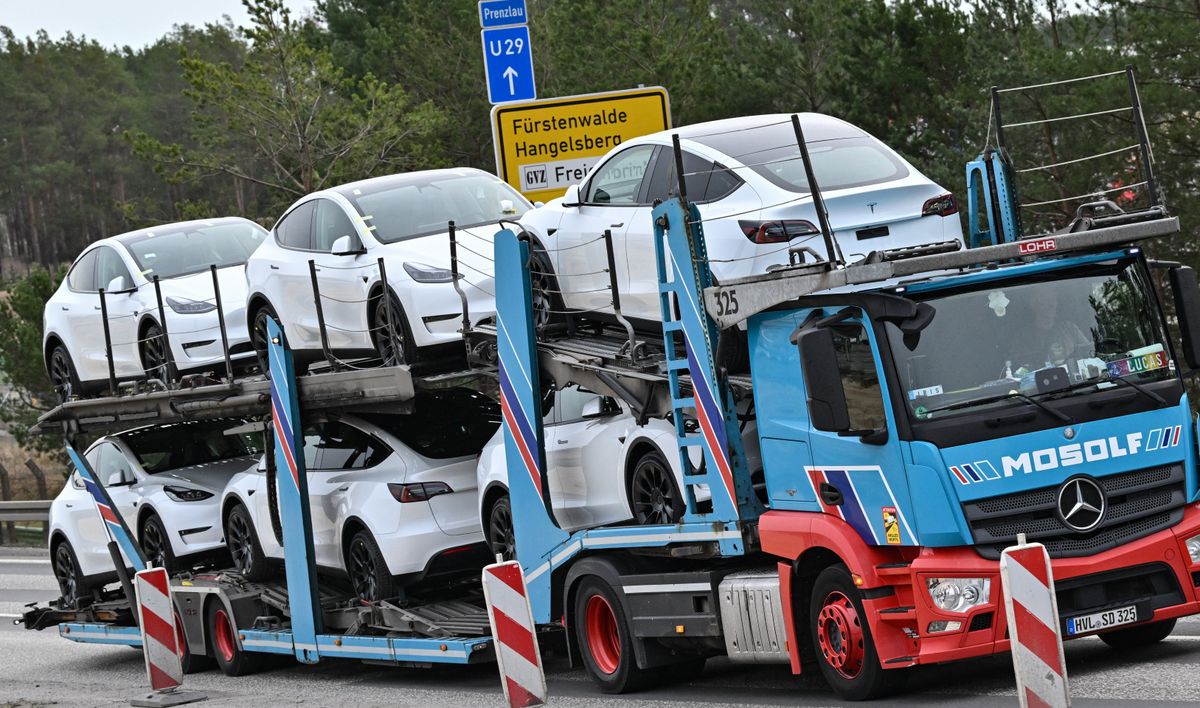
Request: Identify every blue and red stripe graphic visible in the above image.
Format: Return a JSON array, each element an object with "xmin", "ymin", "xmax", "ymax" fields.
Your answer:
[
  {"xmin": 683, "ymin": 338, "xmax": 738, "ymax": 514},
  {"xmin": 269, "ymin": 376, "xmax": 301, "ymax": 492},
  {"xmin": 499, "ymin": 360, "xmax": 544, "ymax": 500}
]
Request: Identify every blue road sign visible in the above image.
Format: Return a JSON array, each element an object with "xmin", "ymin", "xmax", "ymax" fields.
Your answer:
[
  {"xmin": 481, "ymin": 25, "xmax": 536, "ymax": 104},
  {"xmin": 479, "ymin": 0, "xmax": 526, "ymax": 28}
]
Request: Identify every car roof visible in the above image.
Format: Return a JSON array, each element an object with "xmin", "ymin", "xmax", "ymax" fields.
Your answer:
[
  {"xmin": 328, "ymin": 167, "xmax": 516, "ymax": 200},
  {"xmin": 670, "ymin": 113, "xmax": 867, "ymax": 144},
  {"xmin": 109, "ymin": 216, "xmax": 261, "ymax": 246}
]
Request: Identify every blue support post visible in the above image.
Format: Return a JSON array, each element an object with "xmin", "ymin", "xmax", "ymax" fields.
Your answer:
[
  {"xmin": 494, "ymin": 228, "xmax": 570, "ymax": 621},
  {"xmin": 265, "ymin": 317, "xmax": 321, "ymax": 663}
]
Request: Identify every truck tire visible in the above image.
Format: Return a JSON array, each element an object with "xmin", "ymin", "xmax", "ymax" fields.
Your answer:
[
  {"xmin": 347, "ymin": 529, "xmax": 397, "ymax": 602},
  {"xmin": 809, "ymin": 564, "xmax": 906, "ymax": 700},
  {"xmin": 206, "ymin": 599, "xmax": 259, "ymax": 677},
  {"xmin": 1099, "ymin": 618, "xmax": 1176, "ymax": 649},
  {"xmin": 573, "ymin": 576, "xmax": 649, "ymax": 693},
  {"xmin": 225, "ymin": 504, "xmax": 271, "ymax": 581}
]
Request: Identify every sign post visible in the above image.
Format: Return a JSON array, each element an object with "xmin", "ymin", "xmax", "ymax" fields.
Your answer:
[{"xmin": 491, "ymin": 87, "xmax": 671, "ymax": 204}]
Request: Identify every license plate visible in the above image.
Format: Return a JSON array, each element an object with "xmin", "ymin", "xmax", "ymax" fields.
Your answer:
[{"xmin": 1066, "ymin": 605, "xmax": 1138, "ymax": 636}]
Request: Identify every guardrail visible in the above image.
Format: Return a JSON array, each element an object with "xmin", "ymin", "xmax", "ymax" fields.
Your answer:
[{"xmin": 0, "ymin": 500, "xmax": 51, "ymax": 522}]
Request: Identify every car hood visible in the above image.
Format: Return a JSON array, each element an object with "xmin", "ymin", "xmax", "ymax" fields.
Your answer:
[
  {"xmin": 376, "ymin": 230, "xmax": 496, "ymax": 280},
  {"xmin": 147, "ymin": 455, "xmax": 259, "ymax": 495},
  {"xmin": 150, "ymin": 264, "xmax": 249, "ymax": 305}
]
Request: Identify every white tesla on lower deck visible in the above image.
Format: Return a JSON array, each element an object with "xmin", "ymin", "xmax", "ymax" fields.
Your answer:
[
  {"xmin": 43, "ymin": 218, "xmax": 267, "ymax": 399},
  {"xmin": 244, "ymin": 168, "xmax": 530, "ymax": 371},
  {"xmin": 476, "ymin": 384, "xmax": 762, "ymax": 559},
  {"xmin": 219, "ymin": 389, "xmax": 498, "ymax": 600},
  {"xmin": 519, "ymin": 113, "xmax": 963, "ymax": 325},
  {"xmin": 48, "ymin": 419, "xmax": 261, "ymax": 603}
]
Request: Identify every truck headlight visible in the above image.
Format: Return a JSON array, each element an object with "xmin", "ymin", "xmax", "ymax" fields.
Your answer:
[
  {"xmin": 927, "ymin": 578, "xmax": 991, "ymax": 613},
  {"xmin": 403, "ymin": 262, "xmax": 456, "ymax": 283},
  {"xmin": 166, "ymin": 296, "xmax": 217, "ymax": 314},
  {"xmin": 1186, "ymin": 533, "xmax": 1200, "ymax": 563}
]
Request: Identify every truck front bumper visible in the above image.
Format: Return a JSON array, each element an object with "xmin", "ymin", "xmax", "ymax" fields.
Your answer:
[{"xmin": 890, "ymin": 500, "xmax": 1200, "ymax": 666}]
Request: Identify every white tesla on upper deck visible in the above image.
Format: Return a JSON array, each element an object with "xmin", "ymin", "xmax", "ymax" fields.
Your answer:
[{"xmin": 519, "ymin": 113, "xmax": 963, "ymax": 325}]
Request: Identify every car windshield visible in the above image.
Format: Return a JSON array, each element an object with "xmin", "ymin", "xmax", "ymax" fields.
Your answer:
[
  {"xmin": 338, "ymin": 172, "xmax": 530, "ymax": 243},
  {"xmin": 122, "ymin": 222, "xmax": 267, "ymax": 280},
  {"xmin": 122, "ymin": 421, "xmax": 263, "ymax": 473},
  {"xmin": 687, "ymin": 119, "xmax": 908, "ymax": 193},
  {"xmin": 886, "ymin": 258, "xmax": 1173, "ymax": 420},
  {"xmin": 358, "ymin": 390, "xmax": 500, "ymax": 459}
]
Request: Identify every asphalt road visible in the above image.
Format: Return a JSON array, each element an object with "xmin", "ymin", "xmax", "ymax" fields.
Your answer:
[{"xmin": 3, "ymin": 546, "xmax": 1200, "ymax": 707}]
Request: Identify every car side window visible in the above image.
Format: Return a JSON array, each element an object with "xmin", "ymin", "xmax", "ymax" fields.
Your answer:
[
  {"xmin": 304, "ymin": 420, "xmax": 390, "ymax": 471},
  {"xmin": 312, "ymin": 199, "xmax": 359, "ymax": 252},
  {"xmin": 550, "ymin": 385, "xmax": 601, "ymax": 425},
  {"xmin": 276, "ymin": 201, "xmax": 316, "ymax": 250},
  {"xmin": 831, "ymin": 324, "xmax": 887, "ymax": 431},
  {"xmin": 94, "ymin": 246, "xmax": 133, "ymax": 292},
  {"xmin": 96, "ymin": 442, "xmax": 134, "ymax": 485},
  {"xmin": 68, "ymin": 249, "xmax": 99, "ymax": 292},
  {"xmin": 644, "ymin": 149, "xmax": 741, "ymax": 204},
  {"xmin": 584, "ymin": 145, "xmax": 656, "ymax": 206}
]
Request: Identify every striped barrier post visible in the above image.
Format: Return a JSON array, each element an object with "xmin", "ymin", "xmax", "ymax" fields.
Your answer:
[
  {"xmin": 130, "ymin": 568, "xmax": 206, "ymax": 707},
  {"xmin": 482, "ymin": 560, "xmax": 547, "ymax": 708},
  {"xmin": 1000, "ymin": 533, "xmax": 1070, "ymax": 708}
]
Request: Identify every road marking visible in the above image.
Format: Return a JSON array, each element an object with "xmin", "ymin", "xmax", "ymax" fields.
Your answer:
[
  {"xmin": 0, "ymin": 559, "xmax": 50, "ymax": 564},
  {"xmin": 0, "ymin": 613, "xmax": 21, "ymax": 618}
]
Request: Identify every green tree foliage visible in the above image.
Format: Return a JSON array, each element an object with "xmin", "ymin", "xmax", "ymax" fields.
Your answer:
[{"xmin": 0, "ymin": 266, "xmax": 65, "ymax": 453}]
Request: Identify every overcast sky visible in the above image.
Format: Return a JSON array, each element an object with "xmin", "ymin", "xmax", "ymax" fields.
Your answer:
[{"xmin": 1, "ymin": 0, "xmax": 316, "ymax": 50}]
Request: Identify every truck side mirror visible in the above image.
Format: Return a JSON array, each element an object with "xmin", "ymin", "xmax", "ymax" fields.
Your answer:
[
  {"xmin": 1169, "ymin": 266, "xmax": 1200, "ymax": 369},
  {"xmin": 795, "ymin": 327, "xmax": 851, "ymax": 433}
]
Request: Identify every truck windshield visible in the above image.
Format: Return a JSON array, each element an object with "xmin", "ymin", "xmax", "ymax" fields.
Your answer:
[{"xmin": 886, "ymin": 258, "xmax": 1172, "ymax": 420}]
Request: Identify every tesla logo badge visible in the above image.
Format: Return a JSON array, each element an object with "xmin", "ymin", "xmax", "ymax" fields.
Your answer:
[
  {"xmin": 867, "ymin": 202, "xmax": 878, "ymax": 214},
  {"xmin": 1056, "ymin": 477, "xmax": 1105, "ymax": 533}
]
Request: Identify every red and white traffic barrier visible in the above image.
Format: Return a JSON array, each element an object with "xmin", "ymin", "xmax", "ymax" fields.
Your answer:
[
  {"xmin": 482, "ymin": 561, "xmax": 547, "ymax": 708},
  {"xmin": 1000, "ymin": 534, "xmax": 1070, "ymax": 708},
  {"xmin": 131, "ymin": 568, "xmax": 206, "ymax": 707}
]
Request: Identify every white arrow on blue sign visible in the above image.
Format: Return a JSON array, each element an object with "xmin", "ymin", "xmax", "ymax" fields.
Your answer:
[{"xmin": 481, "ymin": 25, "xmax": 536, "ymax": 105}]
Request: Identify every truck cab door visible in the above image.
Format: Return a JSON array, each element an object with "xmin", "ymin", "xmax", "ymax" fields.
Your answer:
[{"xmin": 804, "ymin": 319, "xmax": 917, "ymax": 548}]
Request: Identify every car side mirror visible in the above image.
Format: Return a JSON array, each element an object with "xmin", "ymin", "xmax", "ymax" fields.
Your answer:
[
  {"xmin": 582, "ymin": 397, "xmax": 619, "ymax": 419},
  {"xmin": 795, "ymin": 327, "xmax": 852, "ymax": 433},
  {"xmin": 106, "ymin": 471, "xmax": 132, "ymax": 487},
  {"xmin": 1170, "ymin": 266, "xmax": 1200, "ymax": 369},
  {"xmin": 561, "ymin": 184, "xmax": 581, "ymax": 208},
  {"xmin": 331, "ymin": 235, "xmax": 365, "ymax": 256},
  {"xmin": 106, "ymin": 275, "xmax": 132, "ymax": 293}
]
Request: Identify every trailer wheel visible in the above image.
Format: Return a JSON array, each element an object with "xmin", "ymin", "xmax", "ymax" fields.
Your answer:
[
  {"xmin": 573, "ymin": 576, "xmax": 649, "ymax": 693},
  {"xmin": 175, "ymin": 609, "xmax": 212, "ymax": 674},
  {"xmin": 1099, "ymin": 618, "xmax": 1176, "ymax": 649},
  {"xmin": 225, "ymin": 503, "xmax": 271, "ymax": 581},
  {"xmin": 809, "ymin": 564, "xmax": 905, "ymax": 700},
  {"xmin": 206, "ymin": 600, "xmax": 259, "ymax": 677},
  {"xmin": 347, "ymin": 529, "xmax": 397, "ymax": 602}
]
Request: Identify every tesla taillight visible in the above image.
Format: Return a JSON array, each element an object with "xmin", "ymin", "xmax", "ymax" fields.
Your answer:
[
  {"xmin": 922, "ymin": 194, "xmax": 958, "ymax": 217},
  {"xmin": 738, "ymin": 220, "xmax": 819, "ymax": 244},
  {"xmin": 388, "ymin": 482, "xmax": 452, "ymax": 503}
]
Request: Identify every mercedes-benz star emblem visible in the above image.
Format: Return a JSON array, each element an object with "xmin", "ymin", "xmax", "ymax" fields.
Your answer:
[{"xmin": 1056, "ymin": 477, "xmax": 1106, "ymax": 533}]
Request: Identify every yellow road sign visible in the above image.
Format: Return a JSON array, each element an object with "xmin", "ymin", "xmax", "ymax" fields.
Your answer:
[{"xmin": 491, "ymin": 87, "xmax": 671, "ymax": 204}]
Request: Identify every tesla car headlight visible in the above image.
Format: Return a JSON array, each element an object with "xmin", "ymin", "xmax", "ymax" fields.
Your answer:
[
  {"xmin": 166, "ymin": 296, "xmax": 217, "ymax": 314},
  {"xmin": 164, "ymin": 485, "xmax": 213, "ymax": 502},
  {"xmin": 403, "ymin": 262, "xmax": 456, "ymax": 283},
  {"xmin": 927, "ymin": 577, "xmax": 990, "ymax": 613},
  {"xmin": 1186, "ymin": 533, "xmax": 1200, "ymax": 563}
]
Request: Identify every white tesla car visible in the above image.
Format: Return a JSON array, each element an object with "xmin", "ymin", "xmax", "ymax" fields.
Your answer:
[
  {"xmin": 519, "ymin": 113, "xmax": 963, "ymax": 324},
  {"xmin": 244, "ymin": 168, "xmax": 530, "ymax": 371},
  {"xmin": 43, "ymin": 217, "xmax": 267, "ymax": 399},
  {"xmin": 476, "ymin": 384, "xmax": 762, "ymax": 559},
  {"xmin": 48, "ymin": 419, "xmax": 261, "ymax": 603},
  {"xmin": 219, "ymin": 389, "xmax": 498, "ymax": 600}
]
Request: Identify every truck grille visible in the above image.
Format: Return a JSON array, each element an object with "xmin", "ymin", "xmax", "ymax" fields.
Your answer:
[{"xmin": 963, "ymin": 464, "xmax": 1186, "ymax": 559}]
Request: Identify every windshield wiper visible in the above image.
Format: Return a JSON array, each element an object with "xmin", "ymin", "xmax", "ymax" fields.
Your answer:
[
  {"xmin": 1037, "ymin": 375, "xmax": 1166, "ymax": 406},
  {"xmin": 921, "ymin": 391, "xmax": 1072, "ymax": 423}
]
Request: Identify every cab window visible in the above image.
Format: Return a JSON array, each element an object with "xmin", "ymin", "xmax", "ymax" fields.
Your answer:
[
  {"xmin": 831, "ymin": 324, "xmax": 886, "ymax": 431},
  {"xmin": 584, "ymin": 145, "xmax": 656, "ymax": 206},
  {"xmin": 276, "ymin": 201, "xmax": 316, "ymax": 250}
]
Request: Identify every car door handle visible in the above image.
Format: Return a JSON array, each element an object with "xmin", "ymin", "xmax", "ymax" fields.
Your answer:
[
  {"xmin": 610, "ymin": 222, "xmax": 624, "ymax": 228},
  {"xmin": 270, "ymin": 265, "xmax": 280, "ymax": 270},
  {"xmin": 61, "ymin": 306, "xmax": 69, "ymax": 311},
  {"xmin": 337, "ymin": 486, "xmax": 350, "ymax": 492},
  {"xmin": 64, "ymin": 503, "xmax": 73, "ymax": 508},
  {"xmin": 556, "ymin": 439, "xmax": 568, "ymax": 445}
]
